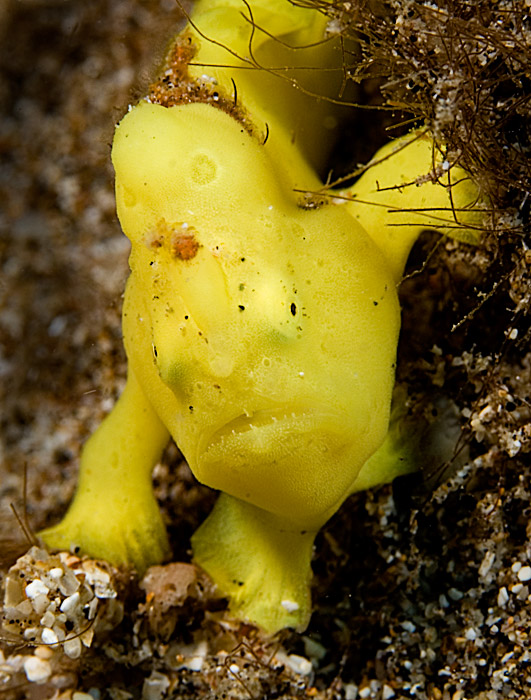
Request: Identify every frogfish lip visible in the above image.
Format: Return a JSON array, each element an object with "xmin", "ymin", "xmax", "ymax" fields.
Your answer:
[
  {"xmin": 196, "ymin": 405, "xmax": 346, "ymax": 471},
  {"xmin": 193, "ymin": 404, "xmax": 355, "ymax": 523}
]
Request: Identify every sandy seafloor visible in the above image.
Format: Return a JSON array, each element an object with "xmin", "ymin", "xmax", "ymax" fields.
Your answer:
[{"xmin": 1, "ymin": 1, "xmax": 531, "ymax": 699}]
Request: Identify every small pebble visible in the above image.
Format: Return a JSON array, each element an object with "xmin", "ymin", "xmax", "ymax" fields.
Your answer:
[
  {"xmin": 23, "ymin": 655, "xmax": 52, "ymax": 683},
  {"xmin": 60, "ymin": 591, "xmax": 80, "ymax": 614},
  {"xmin": 303, "ymin": 636, "xmax": 327, "ymax": 661},
  {"xmin": 517, "ymin": 585, "xmax": 529, "ymax": 600},
  {"xmin": 25, "ymin": 580, "xmax": 49, "ymax": 599},
  {"xmin": 478, "ymin": 551, "xmax": 495, "ymax": 578},
  {"xmin": 23, "ymin": 627, "xmax": 40, "ymax": 641},
  {"xmin": 401, "ymin": 620, "xmax": 416, "ymax": 633},
  {"xmin": 88, "ymin": 597, "xmax": 99, "ymax": 620},
  {"xmin": 64, "ymin": 636, "xmax": 83, "ymax": 660},
  {"xmin": 175, "ymin": 641, "xmax": 208, "ymax": 672},
  {"xmin": 41, "ymin": 627, "xmax": 59, "ymax": 645},
  {"xmin": 497, "ymin": 587, "xmax": 509, "ymax": 607},
  {"xmin": 275, "ymin": 650, "xmax": 312, "ymax": 676},
  {"xmin": 49, "ymin": 567, "xmax": 64, "ymax": 580},
  {"xmin": 34, "ymin": 646, "xmax": 54, "ymax": 660},
  {"xmin": 142, "ymin": 671, "xmax": 170, "ymax": 700},
  {"xmin": 16, "ymin": 600, "xmax": 33, "ymax": 616},
  {"xmin": 40, "ymin": 610, "xmax": 56, "ymax": 628},
  {"xmin": 32, "ymin": 593, "xmax": 50, "ymax": 616},
  {"xmin": 517, "ymin": 566, "xmax": 531, "ymax": 582},
  {"xmin": 284, "ymin": 654, "xmax": 312, "ymax": 676},
  {"xmin": 344, "ymin": 684, "xmax": 358, "ymax": 700},
  {"xmin": 448, "ymin": 588, "xmax": 464, "ymax": 601},
  {"xmin": 53, "ymin": 625, "xmax": 66, "ymax": 642}
]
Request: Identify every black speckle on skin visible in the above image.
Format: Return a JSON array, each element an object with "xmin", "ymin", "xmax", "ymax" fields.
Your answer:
[
  {"xmin": 238, "ymin": 305, "xmax": 245, "ymax": 311},
  {"xmin": 290, "ymin": 302, "xmax": 297, "ymax": 316}
]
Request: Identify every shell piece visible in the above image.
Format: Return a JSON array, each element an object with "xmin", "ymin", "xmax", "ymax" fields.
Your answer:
[
  {"xmin": 2, "ymin": 546, "xmax": 124, "ymax": 676},
  {"xmin": 23, "ymin": 656, "xmax": 52, "ymax": 683}
]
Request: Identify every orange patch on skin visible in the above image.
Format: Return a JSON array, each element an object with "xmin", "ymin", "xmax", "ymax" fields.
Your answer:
[
  {"xmin": 144, "ymin": 219, "xmax": 201, "ymax": 260},
  {"xmin": 171, "ymin": 231, "xmax": 200, "ymax": 260}
]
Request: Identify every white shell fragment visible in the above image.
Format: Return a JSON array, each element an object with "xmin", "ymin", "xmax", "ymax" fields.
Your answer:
[
  {"xmin": 478, "ymin": 550, "xmax": 496, "ymax": 578},
  {"xmin": 35, "ymin": 645, "xmax": 54, "ymax": 660},
  {"xmin": 142, "ymin": 671, "xmax": 171, "ymax": 700},
  {"xmin": 497, "ymin": 587, "xmax": 509, "ymax": 607},
  {"xmin": 60, "ymin": 591, "xmax": 81, "ymax": 614},
  {"xmin": 48, "ymin": 567, "xmax": 64, "ymax": 580},
  {"xmin": 23, "ymin": 655, "xmax": 52, "ymax": 683},
  {"xmin": 41, "ymin": 627, "xmax": 59, "ymax": 645},
  {"xmin": 382, "ymin": 685, "xmax": 396, "ymax": 700},
  {"xmin": 3, "ymin": 545, "xmax": 123, "ymax": 680},
  {"xmin": 285, "ymin": 654, "xmax": 312, "ymax": 676},
  {"xmin": 173, "ymin": 640, "xmax": 208, "ymax": 672},
  {"xmin": 63, "ymin": 636, "xmax": 83, "ymax": 660},
  {"xmin": 80, "ymin": 559, "xmax": 117, "ymax": 599},
  {"xmin": 40, "ymin": 610, "xmax": 55, "ymax": 628},
  {"xmin": 25, "ymin": 579, "xmax": 49, "ymax": 599},
  {"xmin": 32, "ymin": 593, "xmax": 50, "ymax": 616},
  {"xmin": 275, "ymin": 650, "xmax": 313, "ymax": 676}
]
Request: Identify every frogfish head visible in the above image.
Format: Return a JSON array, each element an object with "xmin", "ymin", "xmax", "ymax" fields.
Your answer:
[{"xmin": 113, "ymin": 100, "xmax": 401, "ymax": 527}]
